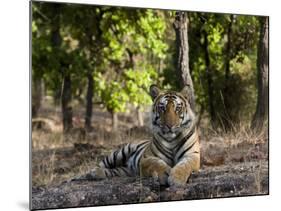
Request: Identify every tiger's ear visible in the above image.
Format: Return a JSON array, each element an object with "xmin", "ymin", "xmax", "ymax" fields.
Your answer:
[{"xmin": 149, "ymin": 84, "xmax": 160, "ymax": 100}]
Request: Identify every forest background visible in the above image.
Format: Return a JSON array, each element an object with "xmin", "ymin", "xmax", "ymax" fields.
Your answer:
[{"xmin": 32, "ymin": 2, "xmax": 268, "ymax": 134}]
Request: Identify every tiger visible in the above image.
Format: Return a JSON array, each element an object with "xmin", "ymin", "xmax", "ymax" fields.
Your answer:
[{"xmin": 75, "ymin": 85, "xmax": 200, "ymax": 187}]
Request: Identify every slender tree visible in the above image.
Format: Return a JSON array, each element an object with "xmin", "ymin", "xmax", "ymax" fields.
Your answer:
[
  {"xmin": 85, "ymin": 72, "xmax": 94, "ymax": 130},
  {"xmin": 50, "ymin": 4, "xmax": 73, "ymax": 132},
  {"xmin": 173, "ymin": 12, "xmax": 195, "ymax": 110},
  {"xmin": 32, "ymin": 78, "xmax": 43, "ymax": 118},
  {"xmin": 61, "ymin": 74, "xmax": 73, "ymax": 132},
  {"xmin": 222, "ymin": 14, "xmax": 234, "ymax": 130},
  {"xmin": 84, "ymin": 23, "xmax": 95, "ymax": 131},
  {"xmin": 202, "ymin": 29, "xmax": 215, "ymax": 123},
  {"xmin": 252, "ymin": 16, "xmax": 269, "ymax": 131}
]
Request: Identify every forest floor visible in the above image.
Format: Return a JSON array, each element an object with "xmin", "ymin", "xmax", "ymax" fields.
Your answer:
[{"xmin": 31, "ymin": 100, "xmax": 269, "ymax": 210}]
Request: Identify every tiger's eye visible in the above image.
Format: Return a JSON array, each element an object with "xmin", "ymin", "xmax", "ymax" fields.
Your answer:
[
  {"xmin": 158, "ymin": 104, "xmax": 165, "ymax": 112},
  {"xmin": 176, "ymin": 105, "xmax": 182, "ymax": 112}
]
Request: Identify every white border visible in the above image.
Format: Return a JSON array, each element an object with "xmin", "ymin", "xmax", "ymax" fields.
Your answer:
[{"xmin": 0, "ymin": 0, "xmax": 280, "ymax": 211}]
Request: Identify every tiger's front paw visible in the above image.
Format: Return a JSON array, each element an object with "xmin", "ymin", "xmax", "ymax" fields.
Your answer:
[
  {"xmin": 168, "ymin": 166, "xmax": 190, "ymax": 187},
  {"xmin": 141, "ymin": 158, "xmax": 171, "ymax": 186},
  {"xmin": 151, "ymin": 166, "xmax": 171, "ymax": 186}
]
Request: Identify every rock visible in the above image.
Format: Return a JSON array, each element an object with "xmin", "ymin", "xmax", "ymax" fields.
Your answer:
[{"xmin": 201, "ymin": 143, "xmax": 226, "ymax": 166}]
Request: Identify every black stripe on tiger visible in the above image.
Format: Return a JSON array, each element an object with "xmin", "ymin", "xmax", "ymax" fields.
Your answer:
[
  {"xmin": 113, "ymin": 151, "xmax": 118, "ymax": 167},
  {"xmin": 131, "ymin": 142, "xmax": 149, "ymax": 172},
  {"xmin": 104, "ymin": 169, "xmax": 109, "ymax": 177},
  {"xmin": 175, "ymin": 127, "xmax": 195, "ymax": 152},
  {"xmin": 103, "ymin": 142, "xmax": 139, "ymax": 168},
  {"xmin": 120, "ymin": 167, "xmax": 131, "ymax": 176},
  {"xmin": 157, "ymin": 132, "xmax": 169, "ymax": 142},
  {"xmin": 121, "ymin": 147, "xmax": 127, "ymax": 166},
  {"xmin": 152, "ymin": 139, "xmax": 173, "ymax": 161},
  {"xmin": 151, "ymin": 142, "xmax": 173, "ymax": 166},
  {"xmin": 177, "ymin": 141, "xmax": 197, "ymax": 161},
  {"xmin": 105, "ymin": 156, "xmax": 111, "ymax": 168}
]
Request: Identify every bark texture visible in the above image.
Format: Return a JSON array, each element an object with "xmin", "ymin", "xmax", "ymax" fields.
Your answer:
[
  {"xmin": 50, "ymin": 4, "xmax": 73, "ymax": 133},
  {"xmin": 32, "ymin": 78, "xmax": 43, "ymax": 118},
  {"xmin": 252, "ymin": 17, "xmax": 269, "ymax": 131},
  {"xmin": 137, "ymin": 107, "xmax": 144, "ymax": 127},
  {"xmin": 173, "ymin": 12, "xmax": 195, "ymax": 111},
  {"xmin": 61, "ymin": 74, "xmax": 73, "ymax": 132},
  {"xmin": 111, "ymin": 111, "xmax": 118, "ymax": 131},
  {"xmin": 202, "ymin": 29, "xmax": 215, "ymax": 123},
  {"xmin": 85, "ymin": 73, "xmax": 94, "ymax": 130},
  {"xmin": 83, "ymin": 12, "xmax": 103, "ymax": 131},
  {"xmin": 222, "ymin": 15, "xmax": 234, "ymax": 130}
]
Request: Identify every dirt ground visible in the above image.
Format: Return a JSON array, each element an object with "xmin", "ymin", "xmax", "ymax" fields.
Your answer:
[{"xmin": 31, "ymin": 101, "xmax": 269, "ymax": 210}]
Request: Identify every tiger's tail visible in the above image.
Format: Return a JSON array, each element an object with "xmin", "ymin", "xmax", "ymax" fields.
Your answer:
[{"xmin": 72, "ymin": 141, "xmax": 149, "ymax": 181}]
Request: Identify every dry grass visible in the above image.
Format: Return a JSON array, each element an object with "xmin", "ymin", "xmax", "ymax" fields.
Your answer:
[
  {"xmin": 200, "ymin": 121, "xmax": 268, "ymax": 145},
  {"xmin": 199, "ymin": 122, "xmax": 268, "ymax": 166},
  {"xmin": 32, "ymin": 122, "xmax": 151, "ymax": 187},
  {"xmin": 32, "ymin": 151, "xmax": 56, "ymax": 186}
]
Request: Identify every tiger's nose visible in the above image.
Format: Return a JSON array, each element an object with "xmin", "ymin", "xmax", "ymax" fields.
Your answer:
[{"xmin": 166, "ymin": 124, "xmax": 175, "ymax": 130}]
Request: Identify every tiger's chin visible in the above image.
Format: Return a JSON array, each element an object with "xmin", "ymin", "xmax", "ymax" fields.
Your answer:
[{"xmin": 163, "ymin": 132, "xmax": 177, "ymax": 139}]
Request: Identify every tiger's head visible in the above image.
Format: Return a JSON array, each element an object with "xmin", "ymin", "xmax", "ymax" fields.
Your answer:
[{"xmin": 150, "ymin": 85, "xmax": 195, "ymax": 139}]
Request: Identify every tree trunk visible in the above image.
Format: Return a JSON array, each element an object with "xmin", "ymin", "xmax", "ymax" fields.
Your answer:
[
  {"xmin": 50, "ymin": 4, "xmax": 73, "ymax": 133},
  {"xmin": 224, "ymin": 15, "xmax": 234, "ymax": 89},
  {"xmin": 222, "ymin": 15, "xmax": 234, "ymax": 130},
  {"xmin": 61, "ymin": 74, "xmax": 73, "ymax": 133},
  {"xmin": 51, "ymin": 13, "xmax": 62, "ymax": 107},
  {"xmin": 85, "ymin": 73, "xmax": 94, "ymax": 130},
  {"xmin": 202, "ymin": 29, "xmax": 215, "ymax": 123},
  {"xmin": 53, "ymin": 87, "xmax": 61, "ymax": 106},
  {"xmin": 111, "ymin": 111, "xmax": 118, "ymax": 132},
  {"xmin": 137, "ymin": 106, "xmax": 144, "ymax": 127},
  {"xmin": 32, "ymin": 77, "xmax": 42, "ymax": 118},
  {"xmin": 251, "ymin": 17, "xmax": 269, "ymax": 131},
  {"xmin": 83, "ymin": 12, "xmax": 104, "ymax": 132},
  {"xmin": 50, "ymin": 4, "xmax": 61, "ymax": 48},
  {"xmin": 173, "ymin": 12, "xmax": 195, "ymax": 111}
]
